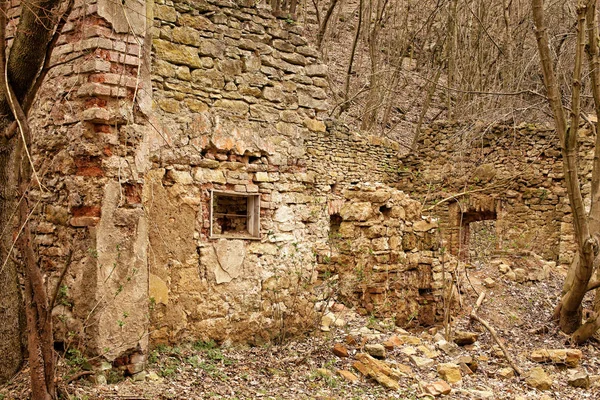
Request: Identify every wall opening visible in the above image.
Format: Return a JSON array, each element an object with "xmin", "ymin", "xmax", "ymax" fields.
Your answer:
[
  {"xmin": 329, "ymin": 213, "xmax": 342, "ymax": 239},
  {"xmin": 458, "ymin": 210, "xmax": 497, "ymax": 262},
  {"xmin": 210, "ymin": 190, "xmax": 260, "ymax": 239}
]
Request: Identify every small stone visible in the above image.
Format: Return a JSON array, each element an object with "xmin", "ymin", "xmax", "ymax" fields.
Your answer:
[
  {"xmin": 345, "ymin": 335, "xmax": 358, "ymax": 346},
  {"xmin": 456, "ymin": 355, "xmax": 477, "ymax": 372},
  {"xmin": 423, "ymin": 380, "xmax": 452, "ymax": 396},
  {"xmin": 400, "ymin": 335, "xmax": 422, "ymax": 345},
  {"xmin": 525, "ymin": 367, "xmax": 553, "ymax": 390},
  {"xmin": 337, "ymin": 369, "xmax": 359, "ymax": 383},
  {"xmin": 453, "ymin": 331, "xmax": 478, "ymax": 345},
  {"xmin": 568, "ymin": 370, "xmax": 590, "ymax": 388},
  {"xmin": 316, "ymin": 368, "xmax": 333, "ymax": 378},
  {"xmin": 147, "ymin": 371, "xmax": 161, "ymax": 381},
  {"xmin": 499, "ymin": 264, "xmax": 511, "ymax": 274},
  {"xmin": 365, "ymin": 344, "xmax": 386, "ymax": 359},
  {"xmin": 497, "ymin": 367, "xmax": 515, "ymax": 379},
  {"xmin": 410, "ymin": 356, "xmax": 434, "ymax": 368},
  {"xmin": 334, "ymin": 318, "xmax": 346, "ymax": 327},
  {"xmin": 505, "ymin": 271, "xmax": 517, "ymax": 281},
  {"xmin": 468, "ymin": 389, "xmax": 494, "ymax": 399},
  {"xmin": 436, "ymin": 339, "xmax": 457, "ymax": 355},
  {"xmin": 530, "ymin": 348, "xmax": 583, "ymax": 367},
  {"xmin": 132, "ymin": 371, "xmax": 146, "ymax": 382},
  {"xmin": 513, "ymin": 268, "xmax": 527, "ymax": 282},
  {"xmin": 401, "ymin": 346, "xmax": 417, "ymax": 356},
  {"xmin": 382, "ymin": 335, "xmax": 403, "ymax": 350},
  {"xmin": 437, "ymin": 363, "xmax": 462, "ymax": 384},
  {"xmin": 418, "ymin": 345, "xmax": 439, "ymax": 359},
  {"xmin": 94, "ymin": 374, "xmax": 107, "ymax": 385},
  {"xmin": 483, "ymin": 278, "xmax": 496, "ymax": 288},
  {"xmin": 332, "ymin": 343, "xmax": 349, "ymax": 358}
]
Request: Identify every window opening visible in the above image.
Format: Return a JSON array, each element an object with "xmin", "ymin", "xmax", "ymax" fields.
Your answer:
[{"xmin": 210, "ymin": 190, "xmax": 260, "ymax": 239}]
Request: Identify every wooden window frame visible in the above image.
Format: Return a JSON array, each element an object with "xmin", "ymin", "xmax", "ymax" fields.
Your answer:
[{"xmin": 209, "ymin": 190, "xmax": 261, "ymax": 240}]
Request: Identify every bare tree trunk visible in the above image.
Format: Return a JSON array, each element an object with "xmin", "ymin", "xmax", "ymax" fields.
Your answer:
[
  {"xmin": 317, "ymin": 0, "xmax": 341, "ymax": 48},
  {"xmin": 0, "ymin": 0, "xmax": 72, "ymax": 393},
  {"xmin": 532, "ymin": 0, "xmax": 600, "ymax": 339},
  {"xmin": 341, "ymin": 0, "xmax": 363, "ymax": 114}
]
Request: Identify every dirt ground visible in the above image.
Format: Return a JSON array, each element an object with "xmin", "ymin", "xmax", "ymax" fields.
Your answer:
[{"xmin": 2, "ymin": 254, "xmax": 600, "ymax": 400}]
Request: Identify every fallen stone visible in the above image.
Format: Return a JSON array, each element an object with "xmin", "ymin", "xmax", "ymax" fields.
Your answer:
[
  {"xmin": 345, "ymin": 335, "xmax": 358, "ymax": 346},
  {"xmin": 401, "ymin": 346, "xmax": 417, "ymax": 356},
  {"xmin": 483, "ymin": 278, "xmax": 496, "ymax": 288},
  {"xmin": 146, "ymin": 371, "xmax": 161, "ymax": 381},
  {"xmin": 365, "ymin": 343, "xmax": 386, "ymax": 359},
  {"xmin": 320, "ymin": 312, "xmax": 336, "ymax": 331},
  {"xmin": 497, "ymin": 367, "xmax": 515, "ymax": 379},
  {"xmin": 418, "ymin": 345, "xmax": 439, "ymax": 359},
  {"xmin": 337, "ymin": 369, "xmax": 359, "ymax": 383},
  {"xmin": 400, "ymin": 335, "xmax": 422, "ymax": 345},
  {"xmin": 436, "ymin": 339, "xmax": 457, "ymax": 355},
  {"xmin": 513, "ymin": 268, "xmax": 527, "ymax": 283},
  {"xmin": 467, "ymin": 389, "xmax": 494, "ymax": 399},
  {"xmin": 498, "ymin": 264, "xmax": 511, "ymax": 274},
  {"xmin": 382, "ymin": 335, "xmax": 403, "ymax": 349},
  {"xmin": 567, "ymin": 370, "xmax": 590, "ymax": 389},
  {"xmin": 410, "ymin": 355, "xmax": 434, "ymax": 368},
  {"xmin": 423, "ymin": 380, "xmax": 452, "ymax": 396},
  {"xmin": 353, "ymin": 353, "xmax": 400, "ymax": 390},
  {"xmin": 437, "ymin": 363, "xmax": 462, "ymax": 384},
  {"xmin": 456, "ymin": 355, "xmax": 478, "ymax": 373},
  {"xmin": 332, "ymin": 343, "xmax": 349, "ymax": 358},
  {"xmin": 525, "ymin": 367, "xmax": 553, "ymax": 390},
  {"xmin": 530, "ymin": 348, "xmax": 583, "ymax": 367},
  {"xmin": 316, "ymin": 368, "xmax": 333, "ymax": 378},
  {"xmin": 453, "ymin": 330, "xmax": 478, "ymax": 345}
]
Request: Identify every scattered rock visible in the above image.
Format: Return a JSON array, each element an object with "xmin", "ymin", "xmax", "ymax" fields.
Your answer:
[
  {"xmin": 456, "ymin": 355, "xmax": 478, "ymax": 373},
  {"xmin": 400, "ymin": 335, "xmax": 422, "ymax": 345},
  {"xmin": 316, "ymin": 368, "xmax": 333, "ymax": 378},
  {"xmin": 525, "ymin": 367, "xmax": 553, "ymax": 390},
  {"xmin": 567, "ymin": 370, "xmax": 590, "ymax": 389},
  {"xmin": 401, "ymin": 346, "xmax": 417, "ymax": 356},
  {"xmin": 332, "ymin": 343, "xmax": 349, "ymax": 358},
  {"xmin": 382, "ymin": 335, "xmax": 403, "ymax": 349},
  {"xmin": 436, "ymin": 339, "xmax": 458, "ymax": 355},
  {"xmin": 530, "ymin": 348, "xmax": 583, "ymax": 367},
  {"xmin": 453, "ymin": 330, "xmax": 478, "ymax": 345},
  {"xmin": 437, "ymin": 363, "xmax": 462, "ymax": 384},
  {"xmin": 132, "ymin": 371, "xmax": 147, "ymax": 382},
  {"xmin": 345, "ymin": 335, "xmax": 358, "ymax": 346},
  {"xmin": 410, "ymin": 355, "xmax": 434, "ymax": 368},
  {"xmin": 146, "ymin": 371, "xmax": 161, "ymax": 381},
  {"xmin": 483, "ymin": 278, "xmax": 496, "ymax": 288},
  {"xmin": 320, "ymin": 312, "xmax": 336, "ymax": 331},
  {"xmin": 353, "ymin": 353, "xmax": 400, "ymax": 390},
  {"xmin": 423, "ymin": 380, "xmax": 452, "ymax": 396},
  {"xmin": 337, "ymin": 369, "xmax": 359, "ymax": 383},
  {"xmin": 513, "ymin": 268, "xmax": 527, "ymax": 283},
  {"xmin": 498, "ymin": 263, "xmax": 511, "ymax": 274},
  {"xmin": 365, "ymin": 343, "xmax": 386, "ymax": 359},
  {"xmin": 497, "ymin": 367, "xmax": 515, "ymax": 379},
  {"xmin": 418, "ymin": 345, "xmax": 439, "ymax": 359}
]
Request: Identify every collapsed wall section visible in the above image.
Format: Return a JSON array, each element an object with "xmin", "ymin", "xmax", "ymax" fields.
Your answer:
[{"xmin": 399, "ymin": 122, "xmax": 596, "ymax": 266}]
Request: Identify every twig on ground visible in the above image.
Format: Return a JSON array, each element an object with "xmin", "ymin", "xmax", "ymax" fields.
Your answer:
[{"xmin": 470, "ymin": 292, "xmax": 524, "ymax": 376}]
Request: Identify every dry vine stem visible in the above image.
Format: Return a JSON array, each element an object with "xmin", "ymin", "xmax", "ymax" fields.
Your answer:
[{"xmin": 469, "ymin": 292, "xmax": 523, "ymax": 376}]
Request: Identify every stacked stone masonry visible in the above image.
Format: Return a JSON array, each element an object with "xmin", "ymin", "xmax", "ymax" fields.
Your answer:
[
  {"xmin": 398, "ymin": 122, "xmax": 596, "ymax": 266},
  {"xmin": 27, "ymin": 0, "xmax": 449, "ymax": 369}
]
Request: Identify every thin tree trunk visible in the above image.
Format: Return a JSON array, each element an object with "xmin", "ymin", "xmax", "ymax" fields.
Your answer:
[
  {"xmin": 532, "ymin": 0, "xmax": 600, "ymax": 336},
  {"xmin": 317, "ymin": 0, "xmax": 341, "ymax": 48}
]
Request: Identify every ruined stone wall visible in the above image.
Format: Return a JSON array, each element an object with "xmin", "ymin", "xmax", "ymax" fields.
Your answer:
[
  {"xmin": 318, "ymin": 183, "xmax": 450, "ymax": 327},
  {"xmin": 398, "ymin": 122, "xmax": 596, "ymax": 265},
  {"xmin": 25, "ymin": 0, "xmax": 449, "ymax": 367}
]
